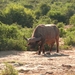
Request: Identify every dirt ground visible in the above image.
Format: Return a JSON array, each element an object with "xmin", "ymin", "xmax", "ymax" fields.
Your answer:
[{"xmin": 0, "ymin": 49, "xmax": 75, "ymax": 75}]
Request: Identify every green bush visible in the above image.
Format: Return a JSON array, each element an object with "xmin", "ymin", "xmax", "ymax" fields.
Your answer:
[
  {"xmin": 0, "ymin": 23, "xmax": 29, "ymax": 51},
  {"xmin": 47, "ymin": 10, "xmax": 66, "ymax": 23},
  {"xmin": 60, "ymin": 45, "xmax": 72, "ymax": 50},
  {"xmin": 64, "ymin": 31, "xmax": 75, "ymax": 46},
  {"xmin": 57, "ymin": 22, "xmax": 65, "ymax": 28},
  {"xmin": 57, "ymin": 22, "xmax": 67, "ymax": 37},
  {"xmin": 69, "ymin": 14, "xmax": 75, "ymax": 25},
  {"xmin": 64, "ymin": 8, "xmax": 74, "ymax": 24},
  {"xmin": 59, "ymin": 28, "xmax": 66, "ymax": 37},
  {"xmin": 35, "ymin": 3, "xmax": 50, "ymax": 19},
  {"xmin": 35, "ymin": 10, "xmax": 41, "ymax": 19},
  {"xmin": 1, "ymin": 63, "xmax": 18, "ymax": 75},
  {"xmin": 0, "ymin": 3, "xmax": 34, "ymax": 28},
  {"xmin": 39, "ymin": 3, "xmax": 50, "ymax": 15},
  {"xmin": 35, "ymin": 16, "xmax": 51, "ymax": 25},
  {"xmin": 67, "ymin": 26, "xmax": 75, "ymax": 32}
]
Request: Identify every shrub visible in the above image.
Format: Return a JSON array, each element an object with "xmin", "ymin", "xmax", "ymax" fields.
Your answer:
[
  {"xmin": 35, "ymin": 4, "xmax": 50, "ymax": 19},
  {"xmin": 57, "ymin": 22, "xmax": 65, "ymax": 28},
  {"xmin": 64, "ymin": 31, "xmax": 75, "ymax": 46},
  {"xmin": 65, "ymin": 8, "xmax": 74, "ymax": 24},
  {"xmin": 39, "ymin": 3, "xmax": 50, "ymax": 15},
  {"xmin": 36, "ymin": 16, "xmax": 51, "ymax": 24},
  {"xmin": 59, "ymin": 28, "xmax": 66, "ymax": 37},
  {"xmin": 47, "ymin": 10, "xmax": 66, "ymax": 23},
  {"xmin": 60, "ymin": 45, "xmax": 72, "ymax": 50},
  {"xmin": 0, "ymin": 23, "xmax": 28, "ymax": 51},
  {"xmin": 1, "ymin": 63, "xmax": 18, "ymax": 75},
  {"xmin": 0, "ymin": 3, "xmax": 34, "ymax": 28},
  {"xmin": 69, "ymin": 14, "xmax": 75, "ymax": 25},
  {"xmin": 35, "ymin": 10, "xmax": 41, "ymax": 19}
]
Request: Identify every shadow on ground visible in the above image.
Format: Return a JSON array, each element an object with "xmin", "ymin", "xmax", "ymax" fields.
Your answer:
[
  {"xmin": 43, "ymin": 52, "xmax": 69, "ymax": 57},
  {"xmin": 33, "ymin": 51, "xmax": 69, "ymax": 58},
  {"xmin": 0, "ymin": 50, "xmax": 24, "ymax": 58}
]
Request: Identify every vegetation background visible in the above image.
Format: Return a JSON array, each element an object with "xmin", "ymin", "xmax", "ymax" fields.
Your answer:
[{"xmin": 0, "ymin": 0, "xmax": 75, "ymax": 51}]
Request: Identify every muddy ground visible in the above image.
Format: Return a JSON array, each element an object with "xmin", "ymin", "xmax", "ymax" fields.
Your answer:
[{"xmin": 0, "ymin": 49, "xmax": 75, "ymax": 75}]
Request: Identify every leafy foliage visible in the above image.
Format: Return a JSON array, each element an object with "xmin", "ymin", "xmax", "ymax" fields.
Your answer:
[
  {"xmin": 39, "ymin": 3, "xmax": 50, "ymax": 16},
  {"xmin": 0, "ymin": 0, "xmax": 75, "ymax": 50},
  {"xmin": 47, "ymin": 11, "xmax": 66, "ymax": 23},
  {"xmin": 57, "ymin": 22, "xmax": 66, "ymax": 37},
  {"xmin": 1, "ymin": 63, "xmax": 18, "ymax": 75},
  {"xmin": 0, "ymin": 22, "xmax": 33, "ymax": 51},
  {"xmin": 64, "ymin": 27, "xmax": 75, "ymax": 46},
  {"xmin": 0, "ymin": 0, "xmax": 75, "ymax": 27},
  {"xmin": 69, "ymin": 14, "xmax": 75, "ymax": 25},
  {"xmin": 0, "ymin": 3, "xmax": 34, "ymax": 27}
]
